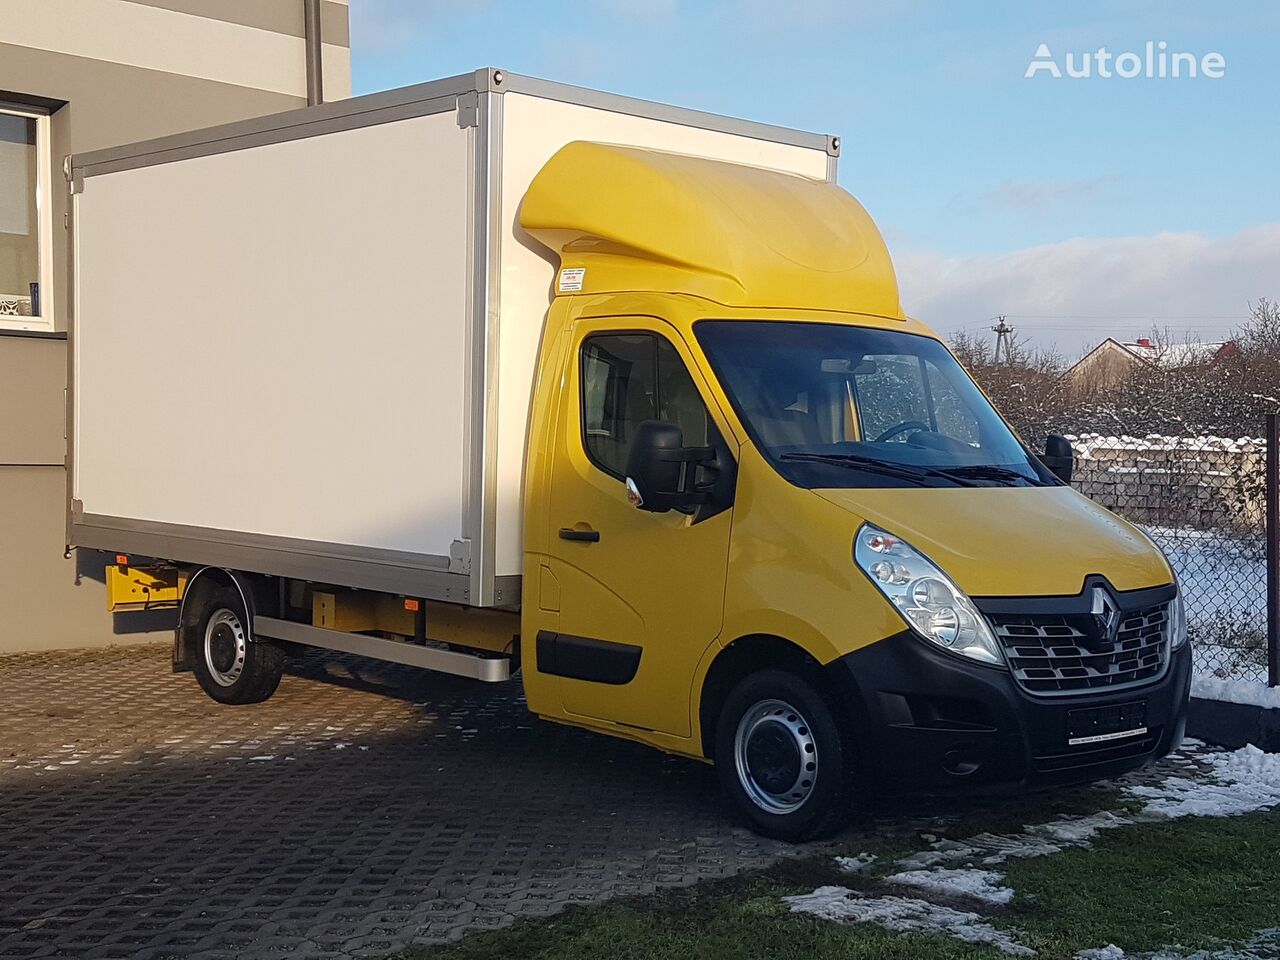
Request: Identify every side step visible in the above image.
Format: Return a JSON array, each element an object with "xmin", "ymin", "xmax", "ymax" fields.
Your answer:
[{"xmin": 252, "ymin": 616, "xmax": 511, "ymax": 682}]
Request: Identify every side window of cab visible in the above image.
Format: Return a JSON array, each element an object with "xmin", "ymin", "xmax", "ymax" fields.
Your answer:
[{"xmin": 580, "ymin": 332, "xmax": 713, "ymax": 479}]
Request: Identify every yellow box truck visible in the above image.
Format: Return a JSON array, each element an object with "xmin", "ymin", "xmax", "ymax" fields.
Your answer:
[{"xmin": 68, "ymin": 69, "xmax": 1190, "ymax": 839}]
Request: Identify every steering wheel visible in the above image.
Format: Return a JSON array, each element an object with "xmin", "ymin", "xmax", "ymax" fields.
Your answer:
[{"xmin": 873, "ymin": 420, "xmax": 931, "ymax": 442}]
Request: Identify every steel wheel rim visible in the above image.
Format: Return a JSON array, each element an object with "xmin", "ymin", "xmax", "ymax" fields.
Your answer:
[
  {"xmin": 733, "ymin": 698, "xmax": 817, "ymax": 814},
  {"xmin": 204, "ymin": 608, "xmax": 247, "ymax": 687}
]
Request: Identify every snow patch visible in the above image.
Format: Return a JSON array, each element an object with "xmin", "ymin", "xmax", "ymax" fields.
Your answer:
[
  {"xmin": 784, "ymin": 886, "xmax": 1035, "ymax": 956},
  {"xmin": 835, "ymin": 853, "xmax": 876, "ymax": 873},
  {"xmin": 811, "ymin": 745, "xmax": 1280, "ymax": 958},
  {"xmin": 1192, "ymin": 676, "xmax": 1280, "ymax": 710},
  {"xmin": 887, "ymin": 867, "xmax": 1014, "ymax": 905},
  {"xmin": 896, "ymin": 810, "xmax": 1134, "ymax": 871},
  {"xmin": 895, "ymin": 746, "xmax": 1280, "ymax": 874},
  {"xmin": 1033, "ymin": 811, "xmax": 1118, "ymax": 843},
  {"xmin": 1129, "ymin": 744, "xmax": 1280, "ymax": 819},
  {"xmin": 1082, "ymin": 927, "xmax": 1280, "ymax": 959},
  {"xmin": 1066, "ymin": 434, "xmax": 1265, "ymax": 457},
  {"xmin": 1155, "ymin": 927, "xmax": 1280, "ymax": 960}
]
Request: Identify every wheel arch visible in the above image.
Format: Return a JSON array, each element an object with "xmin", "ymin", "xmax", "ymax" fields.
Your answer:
[
  {"xmin": 174, "ymin": 567, "xmax": 273, "ymax": 672},
  {"xmin": 698, "ymin": 633, "xmax": 855, "ymax": 761}
]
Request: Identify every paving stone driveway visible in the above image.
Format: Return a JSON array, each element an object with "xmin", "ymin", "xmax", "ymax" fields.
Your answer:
[
  {"xmin": 0, "ymin": 644, "xmax": 824, "ymax": 959},
  {"xmin": 0, "ymin": 643, "xmax": 1186, "ymax": 960}
]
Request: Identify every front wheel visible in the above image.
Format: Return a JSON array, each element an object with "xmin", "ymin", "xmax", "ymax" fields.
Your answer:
[
  {"xmin": 189, "ymin": 584, "xmax": 285, "ymax": 705},
  {"xmin": 714, "ymin": 669, "xmax": 857, "ymax": 841}
]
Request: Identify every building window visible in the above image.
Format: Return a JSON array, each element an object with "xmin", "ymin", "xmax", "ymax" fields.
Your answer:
[{"xmin": 0, "ymin": 105, "xmax": 53, "ymax": 329}]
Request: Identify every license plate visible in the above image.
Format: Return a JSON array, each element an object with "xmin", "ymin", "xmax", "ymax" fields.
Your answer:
[{"xmin": 1066, "ymin": 701, "xmax": 1147, "ymax": 746}]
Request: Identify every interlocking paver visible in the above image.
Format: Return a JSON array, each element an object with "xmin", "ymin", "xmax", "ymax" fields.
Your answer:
[
  {"xmin": 0, "ymin": 642, "xmax": 1199, "ymax": 958},
  {"xmin": 0, "ymin": 644, "xmax": 813, "ymax": 957}
]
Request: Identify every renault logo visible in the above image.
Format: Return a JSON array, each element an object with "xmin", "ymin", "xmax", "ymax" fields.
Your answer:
[{"xmin": 1089, "ymin": 586, "xmax": 1120, "ymax": 648}]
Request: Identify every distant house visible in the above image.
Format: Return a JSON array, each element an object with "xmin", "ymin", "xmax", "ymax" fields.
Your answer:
[{"xmin": 1061, "ymin": 337, "xmax": 1239, "ymax": 393}]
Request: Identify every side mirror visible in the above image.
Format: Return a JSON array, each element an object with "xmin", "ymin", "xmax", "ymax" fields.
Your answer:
[
  {"xmin": 625, "ymin": 421, "xmax": 713, "ymax": 513},
  {"xmin": 1042, "ymin": 434, "xmax": 1074, "ymax": 483}
]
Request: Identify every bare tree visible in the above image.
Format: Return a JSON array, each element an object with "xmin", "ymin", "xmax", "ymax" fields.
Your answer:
[{"xmin": 945, "ymin": 299, "xmax": 1280, "ymax": 444}]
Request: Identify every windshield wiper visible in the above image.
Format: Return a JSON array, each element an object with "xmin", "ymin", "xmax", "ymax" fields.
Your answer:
[
  {"xmin": 778, "ymin": 453, "xmax": 974, "ymax": 487},
  {"xmin": 930, "ymin": 464, "xmax": 1036, "ymax": 486}
]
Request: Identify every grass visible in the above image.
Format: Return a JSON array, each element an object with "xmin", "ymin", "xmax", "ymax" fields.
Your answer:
[
  {"xmin": 397, "ymin": 868, "xmax": 995, "ymax": 960},
  {"xmin": 1003, "ymin": 810, "xmax": 1280, "ymax": 955},
  {"xmin": 393, "ymin": 804, "xmax": 1280, "ymax": 960}
]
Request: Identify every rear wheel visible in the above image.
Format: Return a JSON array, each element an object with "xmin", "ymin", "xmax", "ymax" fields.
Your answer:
[
  {"xmin": 714, "ymin": 669, "xmax": 856, "ymax": 841},
  {"xmin": 189, "ymin": 584, "xmax": 285, "ymax": 704}
]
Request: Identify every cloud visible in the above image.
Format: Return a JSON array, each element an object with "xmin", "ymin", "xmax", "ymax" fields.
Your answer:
[
  {"xmin": 894, "ymin": 223, "xmax": 1280, "ymax": 356},
  {"xmin": 981, "ymin": 176, "xmax": 1120, "ymax": 218}
]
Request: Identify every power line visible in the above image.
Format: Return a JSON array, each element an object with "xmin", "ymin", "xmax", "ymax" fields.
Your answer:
[
  {"xmin": 953, "ymin": 316, "xmax": 1248, "ymax": 326},
  {"xmin": 946, "ymin": 315, "xmax": 1251, "ymax": 334}
]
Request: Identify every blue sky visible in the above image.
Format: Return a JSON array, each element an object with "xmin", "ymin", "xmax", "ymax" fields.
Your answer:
[{"xmin": 350, "ymin": 1, "xmax": 1280, "ymax": 355}]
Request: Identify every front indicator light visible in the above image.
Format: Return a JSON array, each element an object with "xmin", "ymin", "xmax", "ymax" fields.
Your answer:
[
  {"xmin": 1145, "ymin": 535, "xmax": 1189, "ymax": 650},
  {"xmin": 1168, "ymin": 586, "xmax": 1188, "ymax": 649},
  {"xmin": 854, "ymin": 523, "xmax": 1005, "ymax": 667}
]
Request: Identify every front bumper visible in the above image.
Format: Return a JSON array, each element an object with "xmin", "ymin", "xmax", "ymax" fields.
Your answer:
[{"xmin": 826, "ymin": 628, "xmax": 1192, "ymax": 795}]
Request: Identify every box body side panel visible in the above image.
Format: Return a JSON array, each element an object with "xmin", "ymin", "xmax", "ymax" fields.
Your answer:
[{"xmin": 73, "ymin": 111, "xmax": 474, "ymax": 564}]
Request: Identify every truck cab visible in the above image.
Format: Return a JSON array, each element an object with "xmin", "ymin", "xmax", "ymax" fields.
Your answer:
[{"xmin": 518, "ymin": 142, "xmax": 1190, "ymax": 840}]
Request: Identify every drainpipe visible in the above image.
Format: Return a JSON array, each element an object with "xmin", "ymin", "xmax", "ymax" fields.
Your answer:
[{"xmin": 304, "ymin": 0, "xmax": 323, "ymax": 105}]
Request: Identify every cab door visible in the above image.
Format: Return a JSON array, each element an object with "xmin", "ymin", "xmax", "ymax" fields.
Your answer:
[{"xmin": 537, "ymin": 316, "xmax": 735, "ymax": 738}]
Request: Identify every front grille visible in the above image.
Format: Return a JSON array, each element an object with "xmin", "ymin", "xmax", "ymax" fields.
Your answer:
[{"xmin": 991, "ymin": 602, "xmax": 1170, "ymax": 697}]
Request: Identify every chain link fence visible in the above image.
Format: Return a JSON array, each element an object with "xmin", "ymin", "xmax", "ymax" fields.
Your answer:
[{"xmin": 1067, "ymin": 426, "xmax": 1276, "ymax": 684}]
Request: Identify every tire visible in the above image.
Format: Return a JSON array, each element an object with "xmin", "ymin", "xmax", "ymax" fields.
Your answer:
[
  {"xmin": 714, "ymin": 669, "xmax": 856, "ymax": 842},
  {"xmin": 189, "ymin": 584, "xmax": 285, "ymax": 705}
]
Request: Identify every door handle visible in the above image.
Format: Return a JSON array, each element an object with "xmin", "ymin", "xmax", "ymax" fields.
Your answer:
[{"xmin": 559, "ymin": 527, "xmax": 601, "ymax": 543}]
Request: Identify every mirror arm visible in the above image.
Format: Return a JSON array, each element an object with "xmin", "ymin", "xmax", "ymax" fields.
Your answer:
[
  {"xmin": 651, "ymin": 446, "xmax": 714, "ymax": 464},
  {"xmin": 640, "ymin": 446, "xmax": 717, "ymax": 505}
]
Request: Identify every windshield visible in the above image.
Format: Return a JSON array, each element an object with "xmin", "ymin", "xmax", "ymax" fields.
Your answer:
[{"xmin": 695, "ymin": 320, "xmax": 1057, "ymax": 489}]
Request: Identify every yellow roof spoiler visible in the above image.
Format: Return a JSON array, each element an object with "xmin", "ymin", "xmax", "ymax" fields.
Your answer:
[{"xmin": 519, "ymin": 141, "xmax": 902, "ymax": 318}]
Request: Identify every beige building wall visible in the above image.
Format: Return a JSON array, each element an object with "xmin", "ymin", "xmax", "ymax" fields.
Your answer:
[
  {"xmin": 0, "ymin": 0, "xmax": 352, "ymax": 652},
  {"xmin": 1060, "ymin": 340, "xmax": 1148, "ymax": 396}
]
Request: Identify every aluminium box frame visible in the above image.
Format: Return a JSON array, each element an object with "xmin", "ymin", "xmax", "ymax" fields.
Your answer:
[{"xmin": 65, "ymin": 68, "xmax": 840, "ymax": 608}]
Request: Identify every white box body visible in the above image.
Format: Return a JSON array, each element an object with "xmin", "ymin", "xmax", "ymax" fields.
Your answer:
[{"xmin": 69, "ymin": 70, "xmax": 835, "ymax": 606}]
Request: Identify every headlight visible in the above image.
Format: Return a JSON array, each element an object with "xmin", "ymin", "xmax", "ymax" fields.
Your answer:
[
  {"xmin": 854, "ymin": 523, "xmax": 1004, "ymax": 667},
  {"xmin": 1168, "ymin": 586, "xmax": 1188, "ymax": 649},
  {"xmin": 1143, "ymin": 534, "xmax": 1188, "ymax": 650}
]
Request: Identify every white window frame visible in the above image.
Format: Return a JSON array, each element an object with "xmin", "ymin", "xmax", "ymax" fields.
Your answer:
[{"xmin": 0, "ymin": 103, "xmax": 55, "ymax": 332}]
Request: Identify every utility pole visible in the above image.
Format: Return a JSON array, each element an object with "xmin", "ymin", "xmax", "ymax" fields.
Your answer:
[
  {"xmin": 1267, "ymin": 412, "xmax": 1278, "ymax": 687},
  {"xmin": 991, "ymin": 316, "xmax": 1015, "ymax": 363}
]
